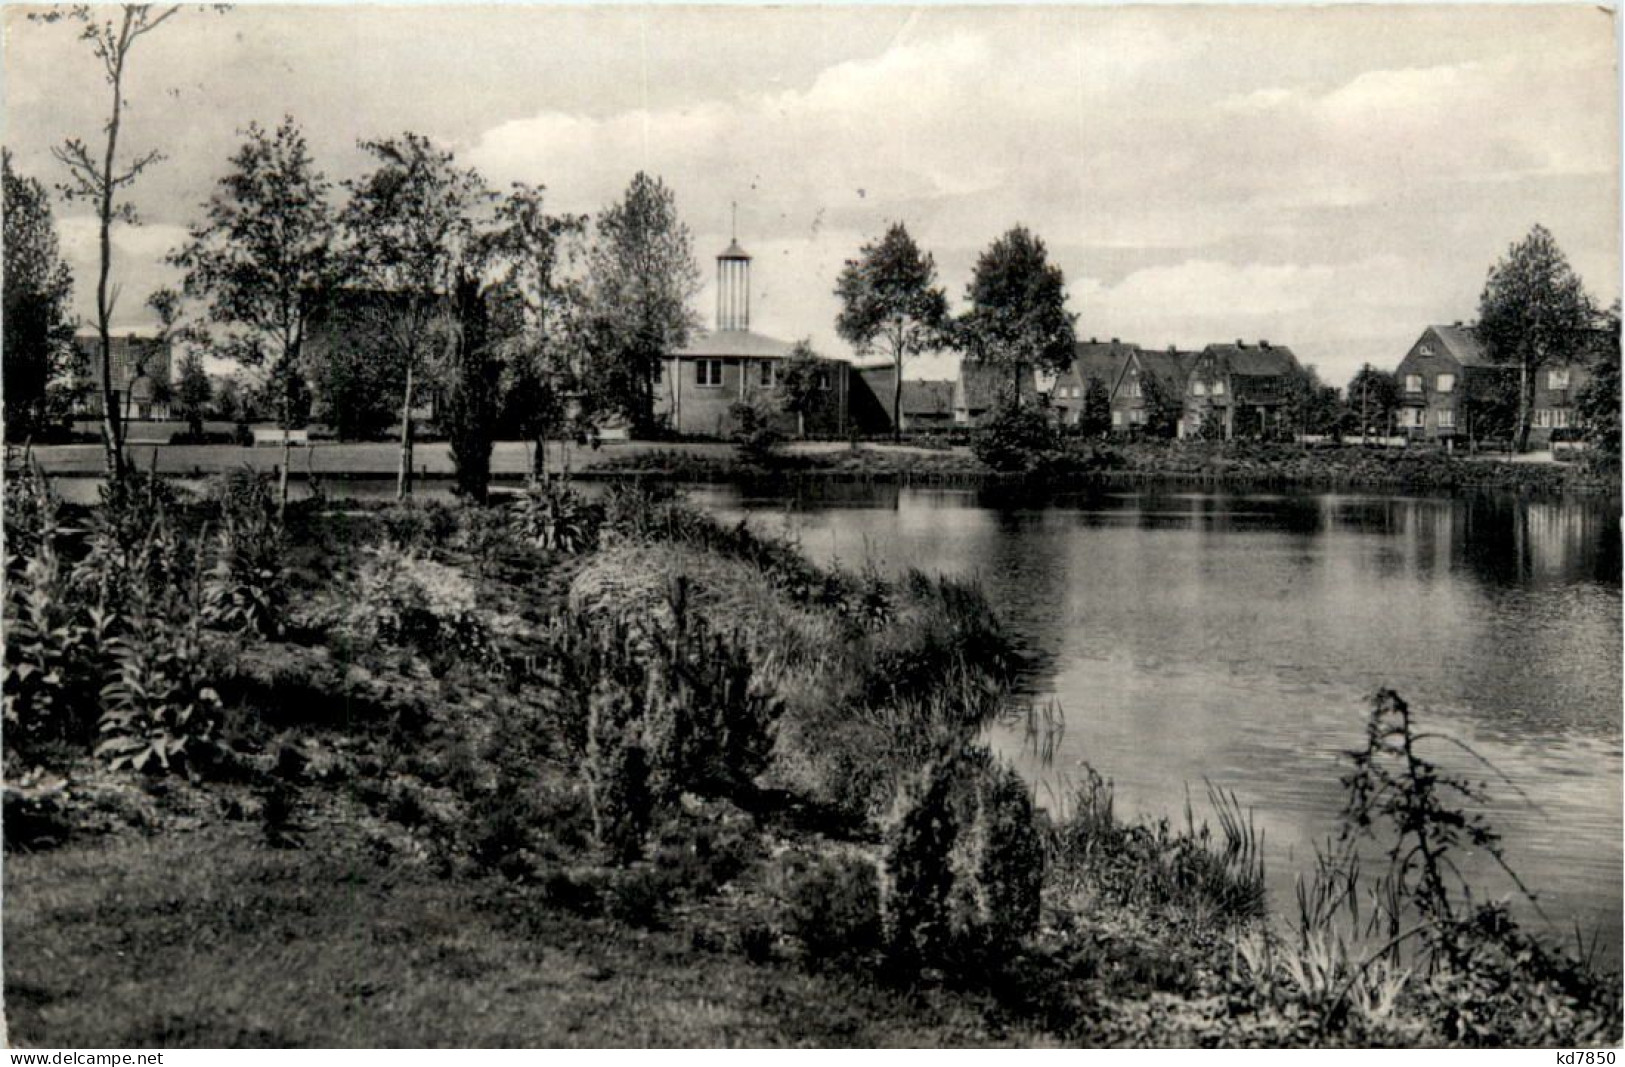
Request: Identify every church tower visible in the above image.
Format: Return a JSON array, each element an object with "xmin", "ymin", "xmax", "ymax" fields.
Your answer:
[{"xmin": 716, "ymin": 204, "xmax": 750, "ymax": 332}]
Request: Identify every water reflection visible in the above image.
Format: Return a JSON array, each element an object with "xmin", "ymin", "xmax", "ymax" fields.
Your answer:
[{"xmin": 703, "ymin": 482, "xmax": 1623, "ymax": 959}]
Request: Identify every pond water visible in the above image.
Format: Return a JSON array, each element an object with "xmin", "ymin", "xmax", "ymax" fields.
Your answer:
[{"xmin": 690, "ymin": 482, "xmax": 1624, "ymax": 959}]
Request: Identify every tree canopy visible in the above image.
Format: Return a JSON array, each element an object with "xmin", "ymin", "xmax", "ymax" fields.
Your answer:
[
  {"xmin": 3, "ymin": 150, "xmax": 77, "ymax": 442},
  {"xmin": 957, "ymin": 226, "xmax": 1077, "ymax": 402},
  {"xmin": 585, "ymin": 172, "xmax": 701, "ymax": 435},
  {"xmin": 834, "ymin": 223, "xmax": 949, "ymax": 441},
  {"xmin": 1478, "ymin": 225, "xmax": 1595, "ymax": 451}
]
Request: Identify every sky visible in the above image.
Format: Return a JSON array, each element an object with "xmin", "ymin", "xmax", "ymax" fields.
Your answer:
[{"xmin": 3, "ymin": 3, "xmax": 1619, "ymax": 387}]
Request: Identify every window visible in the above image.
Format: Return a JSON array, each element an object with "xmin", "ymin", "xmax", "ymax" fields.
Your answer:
[
  {"xmin": 1549, "ymin": 368, "xmax": 1571, "ymax": 390},
  {"xmin": 1437, "ymin": 409, "xmax": 1454, "ymax": 429},
  {"xmin": 1404, "ymin": 374, "xmax": 1423, "ymax": 393},
  {"xmin": 1418, "ymin": 343, "xmax": 1434, "ymax": 356},
  {"xmin": 1130, "ymin": 408, "xmax": 1145, "ymax": 425},
  {"xmin": 1128, "ymin": 379, "xmax": 1142, "ymax": 398},
  {"xmin": 1212, "ymin": 380, "xmax": 1226, "ymax": 396},
  {"xmin": 1111, "ymin": 410, "xmax": 1123, "ymax": 427},
  {"xmin": 696, "ymin": 360, "xmax": 723, "ymax": 387},
  {"xmin": 760, "ymin": 362, "xmax": 775, "ymax": 387},
  {"xmin": 1399, "ymin": 408, "xmax": 1423, "ymax": 428},
  {"xmin": 1193, "ymin": 380, "xmax": 1208, "ymax": 397},
  {"xmin": 817, "ymin": 371, "xmax": 831, "ymax": 391},
  {"xmin": 1435, "ymin": 373, "xmax": 1454, "ymax": 394}
]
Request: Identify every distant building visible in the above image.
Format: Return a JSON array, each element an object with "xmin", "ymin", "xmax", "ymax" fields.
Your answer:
[
  {"xmin": 954, "ymin": 361, "xmax": 1038, "ymax": 426},
  {"xmin": 1394, "ymin": 322, "xmax": 1602, "ymax": 448},
  {"xmin": 1113, "ymin": 345, "xmax": 1199, "ymax": 434},
  {"xmin": 73, "ymin": 329, "xmax": 172, "ymax": 420},
  {"xmin": 850, "ymin": 363, "xmax": 956, "ymax": 433},
  {"xmin": 654, "ymin": 239, "xmax": 849, "ymax": 437},
  {"xmin": 1180, "ymin": 340, "xmax": 1301, "ymax": 439},
  {"xmin": 1053, "ymin": 338, "xmax": 1136, "ymax": 426}
]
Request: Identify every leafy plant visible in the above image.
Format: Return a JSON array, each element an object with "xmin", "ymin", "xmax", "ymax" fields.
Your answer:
[
  {"xmin": 783, "ymin": 852, "xmax": 883, "ymax": 968},
  {"xmin": 96, "ymin": 587, "xmax": 224, "ymax": 776},
  {"xmin": 973, "ymin": 398, "xmax": 1060, "ymax": 473},
  {"xmin": 511, "ymin": 477, "xmax": 603, "ymax": 554}
]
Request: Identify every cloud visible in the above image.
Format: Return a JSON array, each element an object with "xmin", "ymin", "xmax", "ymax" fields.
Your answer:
[{"xmin": 56, "ymin": 216, "xmax": 187, "ymax": 325}]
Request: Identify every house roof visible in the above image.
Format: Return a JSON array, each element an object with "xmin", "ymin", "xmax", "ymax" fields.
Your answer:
[
  {"xmin": 1203, "ymin": 342, "xmax": 1300, "ymax": 377},
  {"xmin": 1425, "ymin": 324, "xmax": 1492, "ymax": 368},
  {"xmin": 1067, "ymin": 339, "xmax": 1136, "ymax": 386},
  {"xmin": 900, "ymin": 380, "xmax": 955, "ymax": 418},
  {"xmin": 674, "ymin": 328, "xmax": 798, "ymax": 360},
  {"xmin": 1133, "ymin": 346, "xmax": 1199, "ymax": 386}
]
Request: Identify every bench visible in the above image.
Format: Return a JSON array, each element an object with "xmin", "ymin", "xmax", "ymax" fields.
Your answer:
[{"xmin": 252, "ymin": 428, "xmax": 310, "ymax": 447}]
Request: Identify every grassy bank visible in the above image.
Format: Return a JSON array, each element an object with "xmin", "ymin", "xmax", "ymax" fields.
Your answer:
[
  {"xmin": 4, "ymin": 469, "xmax": 1619, "ymax": 1047},
  {"xmin": 592, "ymin": 440, "xmax": 1621, "ymax": 495}
]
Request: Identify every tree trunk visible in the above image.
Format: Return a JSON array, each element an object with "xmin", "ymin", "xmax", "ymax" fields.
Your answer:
[
  {"xmin": 1515, "ymin": 359, "xmax": 1533, "ymax": 453},
  {"xmin": 397, "ymin": 362, "xmax": 415, "ymax": 500},
  {"xmin": 532, "ymin": 429, "xmax": 548, "ymax": 480},
  {"xmin": 279, "ymin": 411, "xmax": 291, "ymax": 521},
  {"xmin": 891, "ymin": 349, "xmax": 903, "ymax": 443},
  {"xmin": 95, "ymin": 37, "xmax": 130, "ymax": 480},
  {"xmin": 798, "ymin": 410, "xmax": 806, "ymax": 441}
]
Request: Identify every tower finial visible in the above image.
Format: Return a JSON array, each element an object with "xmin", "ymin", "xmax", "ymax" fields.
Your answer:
[{"xmin": 731, "ymin": 200, "xmax": 737, "ymax": 242}]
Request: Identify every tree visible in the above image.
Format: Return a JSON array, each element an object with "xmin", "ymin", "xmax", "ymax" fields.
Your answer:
[
  {"xmin": 584, "ymin": 172, "xmax": 700, "ymax": 436},
  {"xmin": 1346, "ymin": 365, "xmax": 1399, "ymax": 440},
  {"xmin": 1280, "ymin": 364, "xmax": 1344, "ymax": 441},
  {"xmin": 439, "ymin": 269, "xmax": 508, "ymax": 503},
  {"xmin": 1136, "ymin": 370, "xmax": 1182, "ymax": 439},
  {"xmin": 834, "ymin": 223, "xmax": 949, "ymax": 442},
  {"xmin": 341, "ymin": 133, "xmax": 493, "ymax": 499},
  {"xmin": 484, "ymin": 183, "xmax": 589, "ymax": 477},
  {"xmin": 1478, "ymin": 225, "xmax": 1595, "ymax": 452},
  {"xmin": 1078, "ymin": 376, "xmax": 1112, "ymax": 438},
  {"xmin": 3, "ymin": 151, "xmax": 77, "ymax": 442},
  {"xmin": 776, "ymin": 340, "xmax": 825, "ymax": 440},
  {"xmin": 1576, "ymin": 303, "xmax": 1621, "ymax": 455},
  {"xmin": 37, "ymin": 3, "xmax": 188, "ymax": 475},
  {"xmin": 174, "ymin": 353, "xmax": 212, "ymax": 439},
  {"xmin": 171, "ymin": 116, "xmax": 336, "ymax": 515},
  {"xmin": 957, "ymin": 226, "xmax": 1077, "ymax": 404}
]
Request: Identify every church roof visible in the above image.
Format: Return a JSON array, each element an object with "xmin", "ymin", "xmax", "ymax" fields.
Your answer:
[{"xmin": 674, "ymin": 328, "xmax": 796, "ymax": 359}]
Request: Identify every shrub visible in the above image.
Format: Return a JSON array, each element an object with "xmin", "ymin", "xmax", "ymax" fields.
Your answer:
[
  {"xmin": 96, "ymin": 597, "xmax": 224, "ymax": 776},
  {"xmin": 583, "ymin": 680, "xmax": 653, "ymax": 864},
  {"xmin": 730, "ymin": 397, "xmax": 785, "ymax": 463},
  {"xmin": 881, "ymin": 758, "xmax": 960, "ymax": 969},
  {"xmin": 511, "ymin": 478, "xmax": 603, "ymax": 555},
  {"xmin": 951, "ymin": 760, "xmax": 1044, "ymax": 956},
  {"xmin": 346, "ymin": 545, "xmax": 494, "ymax": 667},
  {"xmin": 784, "ymin": 852, "xmax": 883, "ymax": 968},
  {"xmin": 973, "ymin": 400, "xmax": 1060, "ymax": 473},
  {"xmin": 202, "ymin": 509, "xmax": 287, "ymax": 638}
]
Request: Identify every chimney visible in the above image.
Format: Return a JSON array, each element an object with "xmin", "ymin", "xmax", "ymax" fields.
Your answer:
[
  {"xmin": 1453, "ymin": 320, "xmax": 1463, "ymax": 327},
  {"xmin": 1259, "ymin": 340, "xmax": 1270, "ymax": 349},
  {"xmin": 1089, "ymin": 337, "xmax": 1098, "ymax": 344},
  {"xmin": 1236, "ymin": 339, "xmax": 1246, "ymax": 348},
  {"xmin": 1110, "ymin": 337, "xmax": 1120, "ymax": 344}
]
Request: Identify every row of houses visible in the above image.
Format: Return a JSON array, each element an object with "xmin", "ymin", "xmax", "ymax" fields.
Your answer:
[{"xmin": 855, "ymin": 337, "xmax": 1304, "ymax": 440}]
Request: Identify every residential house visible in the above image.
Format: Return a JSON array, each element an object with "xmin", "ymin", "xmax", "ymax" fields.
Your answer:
[
  {"xmin": 655, "ymin": 239, "xmax": 849, "ymax": 437},
  {"xmin": 1053, "ymin": 338, "xmax": 1135, "ymax": 427},
  {"xmin": 73, "ymin": 329, "xmax": 172, "ymax": 420},
  {"xmin": 1114, "ymin": 345, "xmax": 1197, "ymax": 435},
  {"xmin": 1391, "ymin": 323, "xmax": 1510, "ymax": 447},
  {"xmin": 953, "ymin": 360, "xmax": 1038, "ymax": 426},
  {"xmin": 1180, "ymin": 340, "xmax": 1301, "ymax": 439}
]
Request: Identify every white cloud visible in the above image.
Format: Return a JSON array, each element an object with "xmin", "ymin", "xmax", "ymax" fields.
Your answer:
[{"xmin": 56, "ymin": 216, "xmax": 187, "ymax": 326}]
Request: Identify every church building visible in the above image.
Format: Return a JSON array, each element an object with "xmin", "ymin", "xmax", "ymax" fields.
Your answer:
[{"xmin": 654, "ymin": 236, "xmax": 849, "ymax": 438}]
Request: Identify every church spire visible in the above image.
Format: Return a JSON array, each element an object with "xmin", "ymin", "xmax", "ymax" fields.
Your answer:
[{"xmin": 716, "ymin": 204, "xmax": 751, "ymax": 331}]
